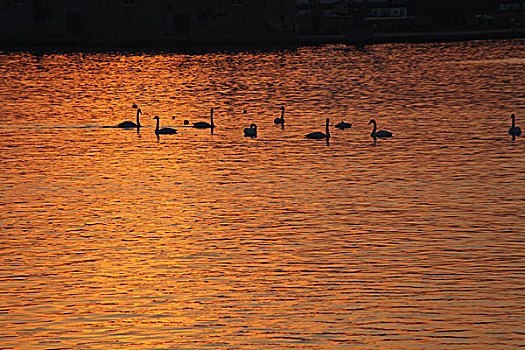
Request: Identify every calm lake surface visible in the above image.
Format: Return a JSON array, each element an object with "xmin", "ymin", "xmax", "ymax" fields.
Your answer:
[{"xmin": 0, "ymin": 39, "xmax": 524, "ymax": 349}]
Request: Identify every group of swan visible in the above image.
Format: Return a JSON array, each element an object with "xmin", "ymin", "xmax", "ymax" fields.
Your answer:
[
  {"xmin": 244, "ymin": 107, "xmax": 281, "ymax": 137},
  {"xmin": 304, "ymin": 117, "xmax": 393, "ymax": 141},
  {"xmin": 118, "ymin": 105, "xmax": 520, "ymax": 142},
  {"xmin": 118, "ymin": 105, "xmax": 215, "ymax": 136}
]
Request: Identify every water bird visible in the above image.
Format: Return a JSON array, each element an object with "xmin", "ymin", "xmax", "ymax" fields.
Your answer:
[
  {"xmin": 153, "ymin": 116, "xmax": 177, "ymax": 135},
  {"xmin": 274, "ymin": 106, "xmax": 285, "ymax": 126},
  {"xmin": 368, "ymin": 119, "xmax": 393, "ymax": 138},
  {"xmin": 172, "ymin": 116, "xmax": 190, "ymax": 125},
  {"xmin": 118, "ymin": 106, "xmax": 142, "ymax": 128},
  {"xmin": 508, "ymin": 114, "xmax": 521, "ymax": 138},
  {"xmin": 306, "ymin": 118, "xmax": 330, "ymax": 140},
  {"xmin": 193, "ymin": 108, "xmax": 215, "ymax": 129},
  {"xmin": 244, "ymin": 123, "xmax": 257, "ymax": 137},
  {"xmin": 335, "ymin": 121, "xmax": 352, "ymax": 130}
]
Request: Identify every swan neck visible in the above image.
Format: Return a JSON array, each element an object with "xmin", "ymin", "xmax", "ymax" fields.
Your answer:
[
  {"xmin": 326, "ymin": 119, "xmax": 330, "ymax": 137},
  {"xmin": 155, "ymin": 118, "xmax": 159, "ymax": 132},
  {"xmin": 371, "ymin": 121, "xmax": 377, "ymax": 135},
  {"xmin": 210, "ymin": 109, "xmax": 214, "ymax": 127},
  {"xmin": 512, "ymin": 115, "xmax": 515, "ymax": 128},
  {"xmin": 136, "ymin": 109, "xmax": 141, "ymax": 126},
  {"xmin": 281, "ymin": 108, "xmax": 285, "ymax": 120}
]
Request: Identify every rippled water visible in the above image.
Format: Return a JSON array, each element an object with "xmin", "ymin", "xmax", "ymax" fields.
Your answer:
[{"xmin": 1, "ymin": 39, "xmax": 524, "ymax": 349}]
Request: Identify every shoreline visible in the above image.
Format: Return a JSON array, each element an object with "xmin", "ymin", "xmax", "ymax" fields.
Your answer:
[{"xmin": 1, "ymin": 28, "xmax": 524, "ymax": 53}]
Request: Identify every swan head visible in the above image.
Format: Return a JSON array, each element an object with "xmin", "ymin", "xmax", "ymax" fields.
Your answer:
[
  {"xmin": 368, "ymin": 119, "xmax": 376, "ymax": 125},
  {"xmin": 280, "ymin": 106, "xmax": 285, "ymax": 111},
  {"xmin": 137, "ymin": 108, "xmax": 142, "ymax": 114},
  {"xmin": 153, "ymin": 116, "xmax": 159, "ymax": 120},
  {"xmin": 132, "ymin": 103, "xmax": 138, "ymax": 109},
  {"xmin": 250, "ymin": 123, "xmax": 257, "ymax": 129},
  {"xmin": 511, "ymin": 113, "xmax": 515, "ymax": 120},
  {"xmin": 184, "ymin": 120, "xmax": 189, "ymax": 125},
  {"xmin": 243, "ymin": 110, "xmax": 247, "ymax": 114}
]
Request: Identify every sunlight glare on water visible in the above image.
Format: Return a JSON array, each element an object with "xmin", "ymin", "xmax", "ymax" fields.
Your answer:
[{"xmin": 0, "ymin": 39, "xmax": 524, "ymax": 349}]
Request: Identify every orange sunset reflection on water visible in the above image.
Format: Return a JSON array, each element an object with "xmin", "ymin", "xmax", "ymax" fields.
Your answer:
[{"xmin": 0, "ymin": 40, "xmax": 524, "ymax": 349}]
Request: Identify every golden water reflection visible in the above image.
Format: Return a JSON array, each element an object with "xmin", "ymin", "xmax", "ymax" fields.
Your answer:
[{"xmin": 0, "ymin": 40, "xmax": 524, "ymax": 349}]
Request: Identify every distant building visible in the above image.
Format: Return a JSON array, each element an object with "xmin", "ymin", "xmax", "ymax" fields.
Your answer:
[
  {"xmin": 192, "ymin": 0, "xmax": 297, "ymax": 42},
  {"xmin": 296, "ymin": 0, "xmax": 525, "ymax": 35},
  {"xmin": 0, "ymin": 0, "xmax": 297, "ymax": 45},
  {"xmin": 368, "ymin": 7, "xmax": 407, "ymax": 18},
  {"xmin": 495, "ymin": 0, "xmax": 525, "ymax": 27},
  {"xmin": 296, "ymin": 0, "xmax": 410, "ymax": 35},
  {"xmin": 1, "ymin": 1, "xmax": 522, "ymax": 45}
]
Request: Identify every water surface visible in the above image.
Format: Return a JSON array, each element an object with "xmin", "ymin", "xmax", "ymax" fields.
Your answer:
[{"xmin": 0, "ymin": 39, "xmax": 524, "ymax": 349}]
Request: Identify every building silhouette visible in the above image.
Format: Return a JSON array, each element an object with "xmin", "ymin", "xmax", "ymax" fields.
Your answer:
[
  {"xmin": 0, "ymin": 0, "xmax": 297, "ymax": 45},
  {"xmin": 1, "ymin": 0, "xmax": 523, "ymax": 46}
]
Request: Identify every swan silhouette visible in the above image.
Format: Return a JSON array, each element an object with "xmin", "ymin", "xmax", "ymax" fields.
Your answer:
[
  {"xmin": 306, "ymin": 118, "xmax": 330, "ymax": 140},
  {"xmin": 244, "ymin": 123, "xmax": 257, "ymax": 137},
  {"xmin": 193, "ymin": 108, "xmax": 215, "ymax": 129},
  {"xmin": 118, "ymin": 107, "xmax": 142, "ymax": 128},
  {"xmin": 335, "ymin": 121, "xmax": 352, "ymax": 130},
  {"xmin": 509, "ymin": 114, "xmax": 521, "ymax": 138},
  {"xmin": 274, "ymin": 106, "xmax": 285, "ymax": 126},
  {"xmin": 153, "ymin": 116, "xmax": 177, "ymax": 135},
  {"xmin": 369, "ymin": 119, "xmax": 393, "ymax": 138}
]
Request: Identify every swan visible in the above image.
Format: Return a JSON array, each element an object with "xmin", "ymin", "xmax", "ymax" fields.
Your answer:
[
  {"xmin": 153, "ymin": 116, "xmax": 177, "ymax": 135},
  {"xmin": 193, "ymin": 108, "xmax": 215, "ymax": 129},
  {"xmin": 274, "ymin": 106, "xmax": 285, "ymax": 125},
  {"xmin": 508, "ymin": 114, "xmax": 521, "ymax": 137},
  {"xmin": 369, "ymin": 119, "xmax": 393, "ymax": 138},
  {"xmin": 118, "ymin": 107, "xmax": 142, "ymax": 128},
  {"xmin": 244, "ymin": 123, "xmax": 257, "ymax": 137},
  {"xmin": 306, "ymin": 118, "xmax": 330, "ymax": 140},
  {"xmin": 335, "ymin": 120, "xmax": 352, "ymax": 130}
]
